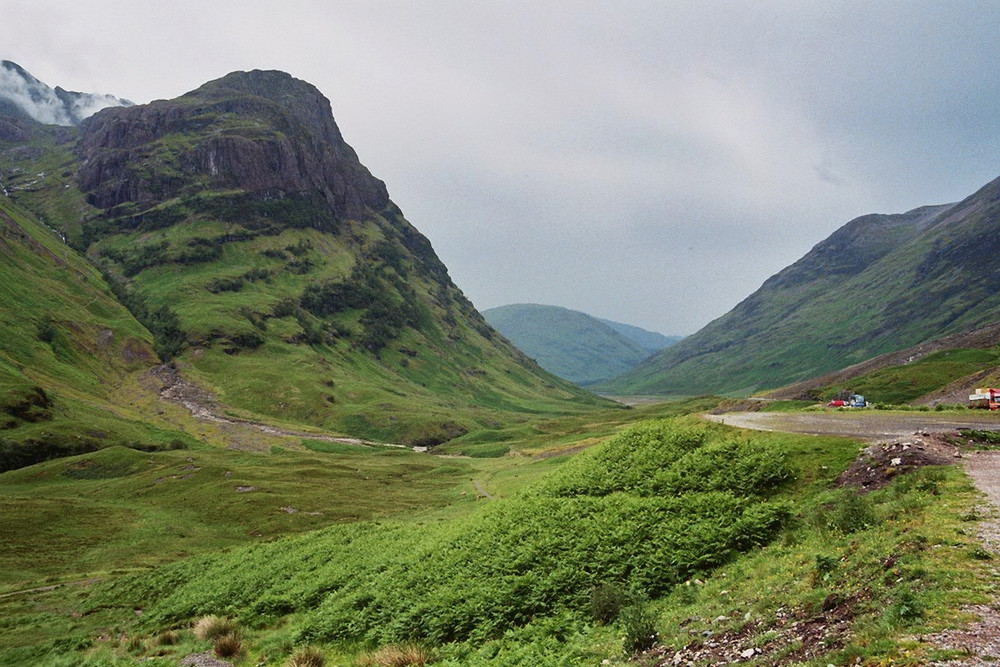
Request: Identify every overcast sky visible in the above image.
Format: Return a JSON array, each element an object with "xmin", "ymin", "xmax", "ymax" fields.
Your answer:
[{"xmin": 3, "ymin": 1, "xmax": 999, "ymax": 334}]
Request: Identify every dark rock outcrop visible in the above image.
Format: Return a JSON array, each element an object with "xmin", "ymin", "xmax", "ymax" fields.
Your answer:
[{"xmin": 76, "ymin": 70, "xmax": 389, "ymax": 223}]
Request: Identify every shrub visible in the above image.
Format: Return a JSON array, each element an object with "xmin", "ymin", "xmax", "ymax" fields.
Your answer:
[
  {"xmin": 206, "ymin": 276, "xmax": 245, "ymax": 293},
  {"xmin": 261, "ymin": 248, "xmax": 288, "ymax": 260},
  {"xmin": 358, "ymin": 644, "xmax": 429, "ymax": 667},
  {"xmin": 155, "ymin": 630, "xmax": 179, "ymax": 646},
  {"xmin": 285, "ymin": 646, "xmax": 325, "ymax": 667},
  {"xmin": 225, "ymin": 331, "xmax": 265, "ymax": 352},
  {"xmin": 971, "ymin": 546, "xmax": 993, "ymax": 561},
  {"xmin": 213, "ymin": 632, "xmax": 242, "ymax": 658},
  {"xmin": 619, "ymin": 601, "xmax": 658, "ymax": 654},
  {"xmin": 812, "ymin": 553, "xmax": 838, "ymax": 585},
  {"xmin": 286, "ymin": 239, "xmax": 313, "ymax": 256},
  {"xmin": 590, "ymin": 582, "xmax": 627, "ymax": 624},
  {"xmin": 36, "ymin": 317, "xmax": 57, "ymax": 343},
  {"xmin": 193, "ymin": 615, "xmax": 237, "ymax": 641},
  {"xmin": 272, "ymin": 298, "xmax": 298, "ymax": 318},
  {"xmin": 819, "ymin": 491, "xmax": 878, "ymax": 534}
]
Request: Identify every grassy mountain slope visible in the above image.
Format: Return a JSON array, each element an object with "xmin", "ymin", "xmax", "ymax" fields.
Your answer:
[
  {"xmin": 604, "ymin": 176, "xmax": 1000, "ymax": 396},
  {"xmin": 763, "ymin": 321, "xmax": 1000, "ymax": 406},
  {"xmin": 0, "ymin": 195, "xmax": 200, "ymax": 470},
  {"xmin": 0, "ymin": 69, "xmax": 611, "ymax": 452},
  {"xmin": 483, "ymin": 303, "xmax": 667, "ymax": 386}
]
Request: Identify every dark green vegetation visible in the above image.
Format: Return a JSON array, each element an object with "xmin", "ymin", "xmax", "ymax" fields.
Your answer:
[
  {"xmin": 482, "ymin": 303, "xmax": 678, "ymax": 386},
  {"xmin": 605, "ymin": 177, "xmax": 1000, "ymax": 397},
  {"xmin": 3, "ymin": 415, "xmax": 994, "ymax": 666},
  {"xmin": 93, "ymin": 418, "xmax": 791, "ymax": 646},
  {"xmin": 0, "ymin": 67, "xmax": 611, "ymax": 467}
]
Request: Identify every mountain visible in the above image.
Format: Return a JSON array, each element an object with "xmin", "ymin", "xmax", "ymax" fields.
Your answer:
[
  {"xmin": 0, "ymin": 60, "xmax": 131, "ymax": 127},
  {"xmin": 0, "ymin": 65, "xmax": 610, "ymax": 460},
  {"xmin": 602, "ymin": 175, "xmax": 1000, "ymax": 396},
  {"xmin": 594, "ymin": 317, "xmax": 682, "ymax": 354},
  {"xmin": 482, "ymin": 303, "xmax": 677, "ymax": 386}
]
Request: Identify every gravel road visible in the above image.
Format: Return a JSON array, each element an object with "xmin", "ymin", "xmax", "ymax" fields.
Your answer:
[{"xmin": 705, "ymin": 410, "xmax": 1000, "ymax": 441}]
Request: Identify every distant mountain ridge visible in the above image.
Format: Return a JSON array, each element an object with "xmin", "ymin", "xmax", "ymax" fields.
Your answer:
[
  {"xmin": 483, "ymin": 303, "xmax": 678, "ymax": 386},
  {"xmin": 602, "ymin": 175, "xmax": 1000, "ymax": 396},
  {"xmin": 594, "ymin": 317, "xmax": 682, "ymax": 354}
]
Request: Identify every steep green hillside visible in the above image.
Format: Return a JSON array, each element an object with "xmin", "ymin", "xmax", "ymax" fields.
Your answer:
[
  {"xmin": 604, "ymin": 177, "xmax": 1000, "ymax": 396},
  {"xmin": 483, "ymin": 303, "xmax": 670, "ymax": 385},
  {"xmin": 0, "ymin": 69, "xmax": 611, "ymax": 451},
  {"xmin": 824, "ymin": 346, "xmax": 1000, "ymax": 405},
  {"xmin": 0, "ymin": 196, "xmax": 198, "ymax": 469}
]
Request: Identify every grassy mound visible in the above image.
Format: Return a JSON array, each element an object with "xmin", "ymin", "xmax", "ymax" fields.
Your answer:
[{"xmin": 89, "ymin": 418, "xmax": 792, "ymax": 645}]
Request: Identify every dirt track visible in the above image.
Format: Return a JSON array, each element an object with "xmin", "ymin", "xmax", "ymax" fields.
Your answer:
[
  {"xmin": 151, "ymin": 363, "xmax": 409, "ymax": 451},
  {"xmin": 705, "ymin": 410, "xmax": 1000, "ymax": 441}
]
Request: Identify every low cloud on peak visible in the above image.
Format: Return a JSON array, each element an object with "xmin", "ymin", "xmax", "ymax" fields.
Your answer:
[{"xmin": 0, "ymin": 60, "xmax": 130, "ymax": 126}]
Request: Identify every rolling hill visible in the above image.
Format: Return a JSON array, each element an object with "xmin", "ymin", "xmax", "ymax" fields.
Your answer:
[
  {"xmin": 482, "ymin": 303, "xmax": 678, "ymax": 385},
  {"xmin": 602, "ymin": 175, "xmax": 1000, "ymax": 396},
  {"xmin": 0, "ymin": 64, "xmax": 611, "ymax": 462}
]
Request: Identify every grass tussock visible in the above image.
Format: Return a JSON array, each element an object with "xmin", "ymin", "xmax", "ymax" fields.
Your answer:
[
  {"xmin": 619, "ymin": 600, "xmax": 659, "ymax": 654},
  {"xmin": 284, "ymin": 646, "xmax": 325, "ymax": 667},
  {"xmin": 212, "ymin": 632, "xmax": 242, "ymax": 658},
  {"xmin": 358, "ymin": 643, "xmax": 429, "ymax": 667},
  {"xmin": 193, "ymin": 615, "xmax": 237, "ymax": 641},
  {"xmin": 126, "ymin": 634, "xmax": 145, "ymax": 654}
]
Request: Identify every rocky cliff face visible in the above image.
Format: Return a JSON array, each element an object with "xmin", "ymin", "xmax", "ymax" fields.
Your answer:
[{"xmin": 76, "ymin": 70, "xmax": 389, "ymax": 221}]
